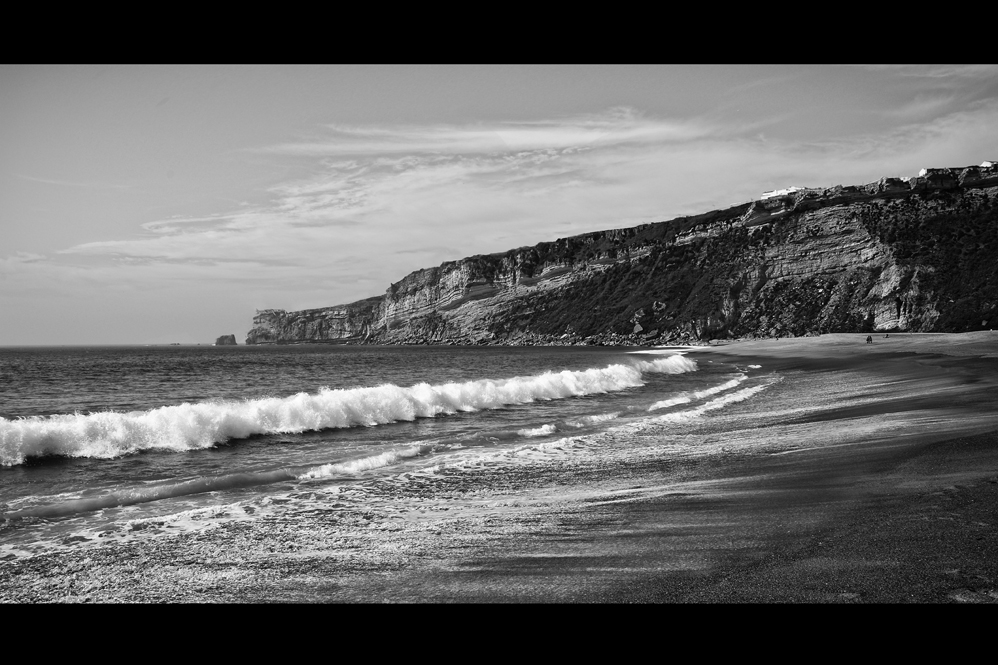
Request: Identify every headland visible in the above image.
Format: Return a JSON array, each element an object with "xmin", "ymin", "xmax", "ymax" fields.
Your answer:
[{"xmin": 246, "ymin": 162, "xmax": 998, "ymax": 348}]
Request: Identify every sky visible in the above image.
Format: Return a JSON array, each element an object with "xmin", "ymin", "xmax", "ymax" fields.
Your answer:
[{"xmin": 2, "ymin": 64, "xmax": 997, "ymax": 345}]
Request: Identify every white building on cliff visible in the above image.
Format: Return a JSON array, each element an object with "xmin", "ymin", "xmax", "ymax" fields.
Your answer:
[{"xmin": 760, "ymin": 186, "xmax": 804, "ymax": 200}]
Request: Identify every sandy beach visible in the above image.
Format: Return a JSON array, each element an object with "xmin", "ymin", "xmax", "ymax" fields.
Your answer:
[{"xmin": 3, "ymin": 332, "xmax": 998, "ymax": 603}]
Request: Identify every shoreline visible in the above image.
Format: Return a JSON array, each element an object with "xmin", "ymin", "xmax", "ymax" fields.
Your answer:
[{"xmin": 2, "ymin": 332, "xmax": 997, "ymax": 603}]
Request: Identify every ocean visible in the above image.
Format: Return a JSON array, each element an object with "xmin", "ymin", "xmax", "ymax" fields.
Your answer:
[{"xmin": 0, "ymin": 344, "xmax": 775, "ymax": 561}]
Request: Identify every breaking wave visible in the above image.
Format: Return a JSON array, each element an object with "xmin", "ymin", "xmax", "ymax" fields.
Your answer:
[
  {"xmin": 0, "ymin": 354, "xmax": 696, "ymax": 466},
  {"xmin": 517, "ymin": 424, "xmax": 558, "ymax": 437}
]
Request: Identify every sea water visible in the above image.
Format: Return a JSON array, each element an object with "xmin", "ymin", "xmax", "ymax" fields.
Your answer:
[{"xmin": 0, "ymin": 344, "xmax": 771, "ymax": 558}]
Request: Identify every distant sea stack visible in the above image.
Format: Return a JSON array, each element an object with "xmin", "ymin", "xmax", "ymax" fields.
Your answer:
[
  {"xmin": 214, "ymin": 335, "xmax": 238, "ymax": 346},
  {"xmin": 246, "ymin": 162, "xmax": 998, "ymax": 346}
]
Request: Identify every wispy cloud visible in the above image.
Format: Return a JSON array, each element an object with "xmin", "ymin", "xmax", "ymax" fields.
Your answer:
[
  {"xmin": 879, "ymin": 93, "xmax": 959, "ymax": 120},
  {"xmin": 14, "ymin": 174, "xmax": 133, "ymax": 189},
  {"xmin": 50, "ymin": 103, "xmax": 998, "ymax": 271},
  {"xmin": 8, "ymin": 100, "xmax": 998, "ymax": 339},
  {"xmin": 861, "ymin": 64, "xmax": 998, "ymax": 79},
  {"xmin": 265, "ymin": 108, "xmax": 719, "ymax": 157},
  {"xmin": 6, "ymin": 251, "xmax": 45, "ymax": 263}
]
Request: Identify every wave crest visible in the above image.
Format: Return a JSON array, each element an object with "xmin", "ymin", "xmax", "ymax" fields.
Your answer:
[{"xmin": 0, "ymin": 354, "xmax": 696, "ymax": 466}]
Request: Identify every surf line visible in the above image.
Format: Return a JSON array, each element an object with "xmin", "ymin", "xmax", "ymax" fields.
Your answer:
[{"xmin": 1, "ymin": 354, "xmax": 697, "ymax": 466}]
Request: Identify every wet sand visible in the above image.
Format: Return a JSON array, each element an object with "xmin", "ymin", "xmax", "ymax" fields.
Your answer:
[{"xmin": 2, "ymin": 332, "xmax": 997, "ymax": 603}]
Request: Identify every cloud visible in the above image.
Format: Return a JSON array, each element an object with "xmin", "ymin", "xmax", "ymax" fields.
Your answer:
[
  {"xmin": 14, "ymin": 174, "xmax": 133, "ymax": 189},
  {"xmin": 861, "ymin": 65, "xmax": 998, "ymax": 80},
  {"xmin": 8, "ymin": 100, "xmax": 998, "ymax": 340},
  {"xmin": 264, "ymin": 107, "xmax": 719, "ymax": 157},
  {"xmin": 52, "ymin": 103, "xmax": 998, "ymax": 275},
  {"xmin": 879, "ymin": 93, "xmax": 959, "ymax": 121},
  {"xmin": 6, "ymin": 251, "xmax": 46, "ymax": 263}
]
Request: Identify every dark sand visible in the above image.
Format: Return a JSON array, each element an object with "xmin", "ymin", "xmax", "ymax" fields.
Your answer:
[{"xmin": 2, "ymin": 332, "xmax": 997, "ymax": 603}]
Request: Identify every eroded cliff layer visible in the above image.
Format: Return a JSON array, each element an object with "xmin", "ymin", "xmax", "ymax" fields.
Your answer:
[
  {"xmin": 245, "ymin": 296, "xmax": 383, "ymax": 345},
  {"xmin": 246, "ymin": 163, "xmax": 998, "ymax": 345}
]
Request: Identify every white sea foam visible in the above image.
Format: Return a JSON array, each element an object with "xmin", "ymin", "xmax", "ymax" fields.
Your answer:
[
  {"xmin": 394, "ymin": 382, "xmax": 773, "ymax": 478},
  {"xmin": 653, "ymin": 383, "xmax": 769, "ymax": 423},
  {"xmin": 648, "ymin": 374, "xmax": 747, "ymax": 411},
  {"xmin": 517, "ymin": 424, "xmax": 558, "ymax": 437},
  {"xmin": 693, "ymin": 375, "xmax": 747, "ymax": 398},
  {"xmin": 565, "ymin": 412, "xmax": 621, "ymax": 427},
  {"xmin": 2, "ymin": 466, "xmax": 299, "ymax": 519},
  {"xmin": 0, "ymin": 354, "xmax": 697, "ymax": 466},
  {"xmin": 298, "ymin": 444, "xmax": 432, "ymax": 479},
  {"xmin": 647, "ymin": 395, "xmax": 693, "ymax": 411}
]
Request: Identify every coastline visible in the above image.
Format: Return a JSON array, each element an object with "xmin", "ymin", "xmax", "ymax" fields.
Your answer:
[{"xmin": 2, "ymin": 332, "xmax": 997, "ymax": 603}]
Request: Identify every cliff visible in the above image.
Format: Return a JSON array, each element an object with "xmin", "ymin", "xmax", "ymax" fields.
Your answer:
[
  {"xmin": 245, "ymin": 296, "xmax": 383, "ymax": 345},
  {"xmin": 246, "ymin": 162, "xmax": 998, "ymax": 346}
]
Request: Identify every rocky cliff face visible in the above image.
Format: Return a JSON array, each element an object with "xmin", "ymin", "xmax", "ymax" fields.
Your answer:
[
  {"xmin": 245, "ymin": 163, "xmax": 998, "ymax": 345},
  {"xmin": 245, "ymin": 296, "xmax": 383, "ymax": 345}
]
